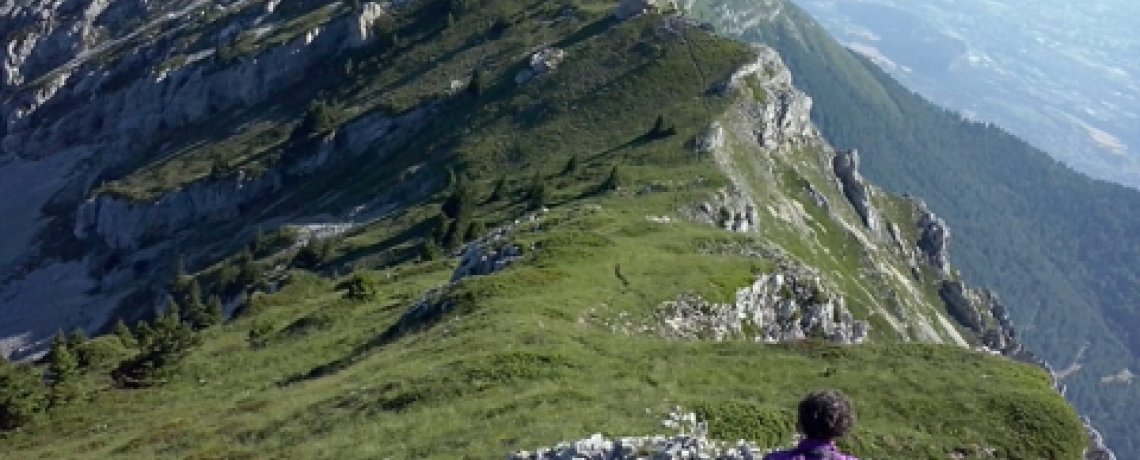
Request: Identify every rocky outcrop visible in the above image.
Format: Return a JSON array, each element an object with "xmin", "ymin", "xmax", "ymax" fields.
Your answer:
[
  {"xmin": 515, "ymin": 47, "xmax": 567, "ymax": 84},
  {"xmin": 1084, "ymin": 417, "xmax": 1118, "ymax": 460},
  {"xmin": 615, "ymin": 0, "xmax": 675, "ymax": 20},
  {"xmin": 915, "ymin": 199, "xmax": 950, "ymax": 274},
  {"xmin": 511, "ymin": 408, "xmax": 772, "ymax": 460},
  {"xmin": 74, "ymin": 104, "xmax": 437, "ymax": 251},
  {"xmin": 450, "ymin": 241, "xmax": 522, "ymax": 283},
  {"xmin": 643, "ymin": 272, "xmax": 869, "ymax": 345},
  {"xmin": 832, "ymin": 149, "xmax": 879, "ymax": 234},
  {"xmin": 690, "ymin": 188, "xmax": 758, "ymax": 233},
  {"xmin": 721, "ymin": 47, "xmax": 816, "ymax": 149},
  {"xmin": 3, "ymin": 2, "xmax": 398, "ymax": 161},
  {"xmin": 939, "ymin": 280, "xmax": 1037, "ymax": 361}
]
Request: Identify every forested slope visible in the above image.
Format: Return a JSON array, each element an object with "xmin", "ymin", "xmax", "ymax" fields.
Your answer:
[{"xmin": 690, "ymin": 0, "xmax": 1140, "ymax": 454}]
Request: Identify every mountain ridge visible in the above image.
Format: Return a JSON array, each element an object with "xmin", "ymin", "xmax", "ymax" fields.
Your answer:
[
  {"xmin": 0, "ymin": 0, "xmax": 1117, "ymax": 457},
  {"xmin": 686, "ymin": 0, "xmax": 1140, "ymax": 455}
]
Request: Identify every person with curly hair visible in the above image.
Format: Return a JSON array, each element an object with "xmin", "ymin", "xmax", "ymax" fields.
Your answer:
[{"xmin": 763, "ymin": 390, "xmax": 859, "ymax": 460}]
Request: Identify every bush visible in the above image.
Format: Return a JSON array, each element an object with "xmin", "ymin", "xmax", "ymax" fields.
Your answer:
[
  {"xmin": 693, "ymin": 401, "xmax": 795, "ymax": 446},
  {"xmin": 340, "ymin": 273, "xmax": 380, "ymax": 302},
  {"xmin": 293, "ymin": 240, "xmax": 334, "ymax": 269},
  {"xmin": 422, "ymin": 240, "xmax": 444, "ymax": 261}
]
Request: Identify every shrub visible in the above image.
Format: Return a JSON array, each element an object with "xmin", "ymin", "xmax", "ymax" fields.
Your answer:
[
  {"xmin": 693, "ymin": 401, "xmax": 795, "ymax": 446},
  {"xmin": 340, "ymin": 273, "xmax": 380, "ymax": 302}
]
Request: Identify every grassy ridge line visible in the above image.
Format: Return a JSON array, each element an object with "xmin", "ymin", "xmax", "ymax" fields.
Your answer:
[
  {"xmin": 1, "ymin": 3, "xmax": 1086, "ymax": 459},
  {"xmin": 3, "ymin": 207, "xmax": 1085, "ymax": 459}
]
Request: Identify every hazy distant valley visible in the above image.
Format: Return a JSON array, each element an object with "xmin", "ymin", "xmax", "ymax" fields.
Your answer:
[{"xmin": 793, "ymin": 0, "xmax": 1140, "ymax": 187}]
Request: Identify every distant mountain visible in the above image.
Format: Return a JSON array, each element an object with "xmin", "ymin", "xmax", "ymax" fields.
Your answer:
[
  {"xmin": 688, "ymin": 0, "xmax": 1140, "ymax": 455},
  {"xmin": 789, "ymin": 0, "xmax": 1140, "ymax": 189}
]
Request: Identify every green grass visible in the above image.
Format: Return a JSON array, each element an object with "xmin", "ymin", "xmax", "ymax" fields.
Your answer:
[
  {"xmin": 1, "ymin": 252, "xmax": 1082, "ymax": 458},
  {"xmin": 5, "ymin": 2, "xmax": 1087, "ymax": 458}
]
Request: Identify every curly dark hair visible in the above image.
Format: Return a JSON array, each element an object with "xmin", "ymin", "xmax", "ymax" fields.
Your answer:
[{"xmin": 797, "ymin": 390, "xmax": 855, "ymax": 440}]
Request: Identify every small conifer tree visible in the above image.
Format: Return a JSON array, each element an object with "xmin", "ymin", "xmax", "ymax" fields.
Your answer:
[
  {"xmin": 600, "ymin": 165, "xmax": 622, "ymax": 192},
  {"xmin": 47, "ymin": 332, "xmax": 81, "ymax": 408},
  {"xmin": 205, "ymin": 296, "xmax": 225, "ymax": 328},
  {"xmin": 487, "ymin": 177, "xmax": 507, "ymax": 202},
  {"xmin": 562, "ymin": 155, "xmax": 579, "ymax": 176},
  {"xmin": 468, "ymin": 69, "xmax": 485, "ymax": 96},
  {"xmin": 422, "ymin": 239, "xmax": 443, "ymax": 261},
  {"xmin": 114, "ymin": 320, "xmax": 137, "ymax": 348},
  {"xmin": 0, "ymin": 360, "xmax": 48, "ymax": 430}
]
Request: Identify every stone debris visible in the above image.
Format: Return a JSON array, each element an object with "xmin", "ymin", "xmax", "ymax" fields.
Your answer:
[
  {"xmin": 518, "ymin": 47, "xmax": 567, "ymax": 84},
  {"xmin": 509, "ymin": 408, "xmax": 774, "ymax": 460}
]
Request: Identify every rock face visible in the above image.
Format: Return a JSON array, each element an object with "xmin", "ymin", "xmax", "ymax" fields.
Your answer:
[
  {"xmin": 74, "ymin": 104, "xmax": 437, "ymax": 251},
  {"xmin": 450, "ymin": 240, "xmax": 522, "ymax": 283},
  {"xmin": 691, "ymin": 188, "xmax": 758, "ymax": 233},
  {"xmin": 831, "ymin": 149, "xmax": 879, "ymax": 234},
  {"xmin": 915, "ymin": 200, "xmax": 950, "ymax": 274},
  {"xmin": 3, "ymin": 2, "xmax": 399, "ymax": 161},
  {"xmin": 939, "ymin": 280, "xmax": 1036, "ymax": 360},
  {"xmin": 721, "ymin": 47, "xmax": 816, "ymax": 149},
  {"xmin": 516, "ymin": 47, "xmax": 567, "ymax": 84},
  {"xmin": 647, "ymin": 272, "xmax": 869, "ymax": 345},
  {"xmin": 1084, "ymin": 417, "xmax": 1118, "ymax": 460}
]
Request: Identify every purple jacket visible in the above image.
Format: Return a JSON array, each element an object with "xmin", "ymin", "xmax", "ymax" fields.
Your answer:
[{"xmin": 761, "ymin": 439, "xmax": 859, "ymax": 460}]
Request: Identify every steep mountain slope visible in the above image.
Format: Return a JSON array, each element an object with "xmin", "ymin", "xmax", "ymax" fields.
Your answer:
[
  {"xmin": 685, "ymin": 0, "xmax": 1140, "ymax": 455},
  {"xmin": 0, "ymin": 0, "xmax": 1102, "ymax": 458}
]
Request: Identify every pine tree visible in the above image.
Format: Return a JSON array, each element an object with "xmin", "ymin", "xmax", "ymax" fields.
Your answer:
[
  {"xmin": 422, "ymin": 239, "xmax": 443, "ymax": 261},
  {"xmin": 600, "ymin": 165, "xmax": 622, "ymax": 192},
  {"xmin": 464, "ymin": 220, "xmax": 486, "ymax": 243},
  {"xmin": 205, "ymin": 296, "xmax": 225, "ymax": 328},
  {"xmin": 443, "ymin": 218, "xmax": 468, "ymax": 251},
  {"xmin": 468, "ymin": 69, "xmax": 484, "ymax": 96},
  {"xmin": 47, "ymin": 332, "xmax": 81, "ymax": 408},
  {"xmin": 342, "ymin": 273, "xmax": 379, "ymax": 302},
  {"xmin": 114, "ymin": 320, "xmax": 137, "ymax": 348},
  {"xmin": 293, "ymin": 101, "xmax": 335, "ymax": 139},
  {"xmin": 487, "ymin": 177, "xmax": 507, "ymax": 202},
  {"xmin": 113, "ymin": 305, "xmax": 201, "ymax": 388},
  {"xmin": 527, "ymin": 182, "xmax": 548, "ymax": 211},
  {"xmin": 0, "ymin": 360, "xmax": 48, "ymax": 430},
  {"xmin": 442, "ymin": 178, "xmax": 472, "ymax": 220},
  {"xmin": 134, "ymin": 321, "xmax": 155, "ymax": 350},
  {"xmin": 562, "ymin": 155, "xmax": 579, "ymax": 176},
  {"xmin": 66, "ymin": 328, "xmax": 86, "ymax": 351},
  {"xmin": 651, "ymin": 115, "xmax": 666, "ymax": 136},
  {"xmin": 67, "ymin": 328, "xmax": 88, "ymax": 368},
  {"xmin": 183, "ymin": 279, "xmax": 213, "ymax": 330}
]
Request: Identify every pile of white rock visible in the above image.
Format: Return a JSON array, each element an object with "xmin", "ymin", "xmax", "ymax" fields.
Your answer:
[{"xmin": 508, "ymin": 409, "xmax": 776, "ymax": 460}]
